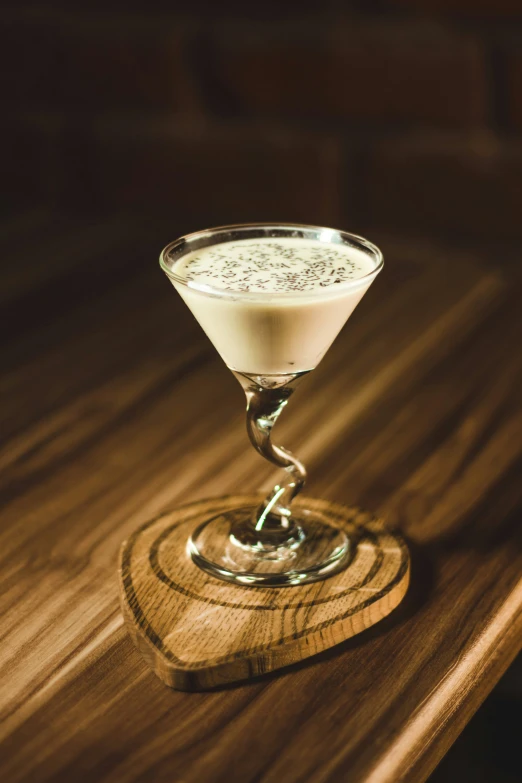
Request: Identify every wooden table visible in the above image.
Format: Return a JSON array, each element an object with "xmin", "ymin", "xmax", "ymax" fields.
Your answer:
[{"xmin": 1, "ymin": 213, "xmax": 521, "ymax": 783}]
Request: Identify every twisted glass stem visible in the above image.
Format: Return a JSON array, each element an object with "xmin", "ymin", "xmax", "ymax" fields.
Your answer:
[{"xmin": 233, "ymin": 372, "xmax": 309, "ymax": 550}]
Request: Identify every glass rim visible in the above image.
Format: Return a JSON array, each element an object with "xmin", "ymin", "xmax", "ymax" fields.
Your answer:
[{"xmin": 159, "ymin": 222, "xmax": 384, "ymax": 300}]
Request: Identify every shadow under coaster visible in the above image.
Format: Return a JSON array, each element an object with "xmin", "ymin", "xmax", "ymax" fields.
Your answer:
[{"xmin": 119, "ymin": 495, "xmax": 410, "ymax": 691}]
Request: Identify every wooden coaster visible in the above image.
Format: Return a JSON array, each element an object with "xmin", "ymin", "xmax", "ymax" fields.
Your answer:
[{"xmin": 119, "ymin": 495, "xmax": 410, "ymax": 690}]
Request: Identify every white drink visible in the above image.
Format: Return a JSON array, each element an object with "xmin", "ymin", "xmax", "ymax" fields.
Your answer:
[{"xmin": 171, "ymin": 237, "xmax": 377, "ymax": 375}]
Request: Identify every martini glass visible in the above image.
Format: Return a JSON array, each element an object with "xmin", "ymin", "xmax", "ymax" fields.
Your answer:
[{"xmin": 160, "ymin": 224, "xmax": 383, "ymax": 587}]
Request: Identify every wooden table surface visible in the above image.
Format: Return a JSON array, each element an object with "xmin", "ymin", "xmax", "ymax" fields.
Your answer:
[{"xmin": 1, "ymin": 213, "xmax": 521, "ymax": 783}]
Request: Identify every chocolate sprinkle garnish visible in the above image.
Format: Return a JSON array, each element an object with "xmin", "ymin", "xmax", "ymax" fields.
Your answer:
[{"xmin": 179, "ymin": 238, "xmax": 370, "ymax": 294}]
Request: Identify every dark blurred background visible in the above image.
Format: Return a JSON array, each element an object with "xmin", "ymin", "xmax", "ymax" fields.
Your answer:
[
  {"xmin": 2, "ymin": 1, "xmax": 520, "ymax": 780},
  {"xmin": 2, "ymin": 0, "xmax": 522, "ymax": 257}
]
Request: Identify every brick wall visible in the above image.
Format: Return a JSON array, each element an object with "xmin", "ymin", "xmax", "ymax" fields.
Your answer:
[{"xmin": 2, "ymin": 1, "xmax": 522, "ymax": 243}]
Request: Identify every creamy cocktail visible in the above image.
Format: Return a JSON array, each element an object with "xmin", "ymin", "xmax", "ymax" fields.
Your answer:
[
  {"xmin": 170, "ymin": 236, "xmax": 375, "ymax": 376},
  {"xmin": 160, "ymin": 225, "xmax": 382, "ymax": 586}
]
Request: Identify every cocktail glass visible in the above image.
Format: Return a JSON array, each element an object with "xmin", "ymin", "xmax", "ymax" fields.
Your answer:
[{"xmin": 160, "ymin": 224, "xmax": 383, "ymax": 587}]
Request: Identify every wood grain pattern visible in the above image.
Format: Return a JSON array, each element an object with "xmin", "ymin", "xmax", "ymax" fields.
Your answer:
[
  {"xmin": 119, "ymin": 496, "xmax": 410, "ymax": 689},
  {"xmin": 0, "ymin": 214, "xmax": 521, "ymax": 782}
]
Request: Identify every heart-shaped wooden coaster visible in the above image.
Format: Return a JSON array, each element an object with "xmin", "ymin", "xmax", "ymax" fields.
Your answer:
[{"xmin": 119, "ymin": 495, "xmax": 410, "ymax": 690}]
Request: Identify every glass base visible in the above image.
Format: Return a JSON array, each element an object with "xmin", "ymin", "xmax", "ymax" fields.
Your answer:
[{"xmin": 188, "ymin": 504, "xmax": 352, "ymax": 587}]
